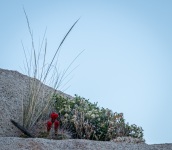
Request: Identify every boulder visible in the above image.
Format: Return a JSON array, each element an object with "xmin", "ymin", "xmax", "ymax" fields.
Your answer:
[
  {"xmin": 0, "ymin": 137, "xmax": 172, "ymax": 150},
  {"xmin": 0, "ymin": 68, "xmax": 72, "ymax": 137}
]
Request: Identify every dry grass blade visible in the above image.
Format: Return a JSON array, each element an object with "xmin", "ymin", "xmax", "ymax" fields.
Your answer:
[
  {"xmin": 42, "ymin": 18, "xmax": 80, "ymax": 84},
  {"xmin": 22, "ymin": 8, "xmax": 82, "ymax": 129}
]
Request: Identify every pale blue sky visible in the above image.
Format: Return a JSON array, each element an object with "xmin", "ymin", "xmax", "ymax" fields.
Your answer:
[{"xmin": 1, "ymin": 0, "xmax": 172, "ymax": 144}]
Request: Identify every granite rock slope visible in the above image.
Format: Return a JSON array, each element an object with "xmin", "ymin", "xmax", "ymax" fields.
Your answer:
[
  {"xmin": 0, "ymin": 137, "xmax": 172, "ymax": 150},
  {"xmin": 0, "ymin": 68, "xmax": 71, "ymax": 137},
  {"xmin": 0, "ymin": 68, "xmax": 172, "ymax": 150}
]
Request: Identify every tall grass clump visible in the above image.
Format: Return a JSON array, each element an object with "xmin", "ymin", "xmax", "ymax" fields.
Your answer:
[
  {"xmin": 22, "ymin": 9, "xmax": 83, "ymax": 130},
  {"xmin": 53, "ymin": 94, "xmax": 145, "ymax": 142}
]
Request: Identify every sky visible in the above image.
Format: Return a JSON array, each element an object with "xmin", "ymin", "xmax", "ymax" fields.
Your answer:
[{"xmin": 0, "ymin": 0, "xmax": 172, "ymax": 144}]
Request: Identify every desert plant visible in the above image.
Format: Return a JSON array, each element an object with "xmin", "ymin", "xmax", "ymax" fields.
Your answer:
[
  {"xmin": 21, "ymin": 9, "xmax": 83, "ymax": 130},
  {"xmin": 53, "ymin": 94, "xmax": 145, "ymax": 142},
  {"xmin": 46, "ymin": 112, "xmax": 59, "ymax": 135}
]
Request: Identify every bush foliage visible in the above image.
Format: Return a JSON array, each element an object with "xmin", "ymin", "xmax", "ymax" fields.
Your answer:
[{"xmin": 53, "ymin": 94, "xmax": 144, "ymax": 141}]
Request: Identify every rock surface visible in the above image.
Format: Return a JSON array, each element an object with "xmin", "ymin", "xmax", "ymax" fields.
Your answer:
[
  {"xmin": 0, "ymin": 68, "xmax": 172, "ymax": 149},
  {"xmin": 0, "ymin": 137, "xmax": 172, "ymax": 150},
  {"xmin": 0, "ymin": 68, "xmax": 71, "ymax": 137}
]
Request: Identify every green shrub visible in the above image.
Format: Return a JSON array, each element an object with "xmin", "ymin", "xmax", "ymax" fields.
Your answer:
[{"xmin": 53, "ymin": 94, "xmax": 144, "ymax": 141}]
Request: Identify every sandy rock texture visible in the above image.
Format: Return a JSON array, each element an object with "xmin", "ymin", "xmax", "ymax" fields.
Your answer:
[
  {"xmin": 0, "ymin": 68, "xmax": 71, "ymax": 137},
  {"xmin": 0, "ymin": 137, "xmax": 172, "ymax": 150},
  {"xmin": 0, "ymin": 68, "xmax": 172, "ymax": 150}
]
